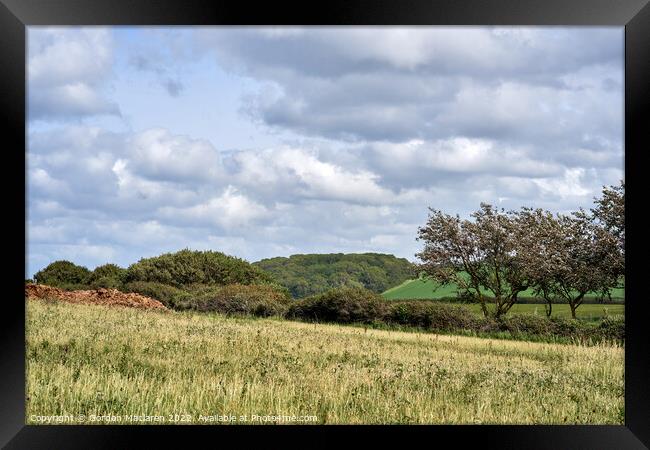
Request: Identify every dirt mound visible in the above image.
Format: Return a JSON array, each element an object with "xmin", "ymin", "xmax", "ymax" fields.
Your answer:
[{"xmin": 25, "ymin": 284, "xmax": 167, "ymax": 311}]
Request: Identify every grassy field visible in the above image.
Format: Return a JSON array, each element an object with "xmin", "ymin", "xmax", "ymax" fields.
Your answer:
[
  {"xmin": 27, "ymin": 299, "xmax": 624, "ymax": 424},
  {"xmin": 382, "ymin": 276, "xmax": 625, "ymax": 302},
  {"xmin": 462, "ymin": 303, "xmax": 624, "ymax": 321}
]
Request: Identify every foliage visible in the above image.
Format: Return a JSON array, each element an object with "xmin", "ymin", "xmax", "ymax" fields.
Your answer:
[
  {"xmin": 591, "ymin": 181, "xmax": 625, "ymax": 281},
  {"xmin": 288, "ymin": 287, "xmax": 388, "ymax": 323},
  {"xmin": 87, "ymin": 263, "xmax": 126, "ymax": 289},
  {"xmin": 122, "ymin": 281, "xmax": 193, "ymax": 310},
  {"xmin": 514, "ymin": 207, "xmax": 620, "ymax": 319},
  {"xmin": 192, "ymin": 284, "xmax": 291, "ymax": 317},
  {"xmin": 33, "ymin": 260, "xmax": 91, "ymax": 289},
  {"xmin": 386, "ymin": 301, "xmax": 483, "ymax": 331},
  {"xmin": 124, "ymin": 249, "xmax": 274, "ymax": 287},
  {"xmin": 416, "ymin": 204, "xmax": 530, "ymax": 318},
  {"xmin": 595, "ymin": 316, "xmax": 625, "ymax": 341},
  {"xmin": 254, "ymin": 253, "xmax": 415, "ymax": 298},
  {"xmin": 416, "ymin": 182, "xmax": 624, "ymax": 319}
]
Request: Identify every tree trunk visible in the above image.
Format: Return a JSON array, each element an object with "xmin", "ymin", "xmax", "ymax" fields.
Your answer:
[
  {"xmin": 479, "ymin": 295, "xmax": 489, "ymax": 318},
  {"xmin": 569, "ymin": 302, "xmax": 577, "ymax": 319},
  {"xmin": 545, "ymin": 301, "xmax": 552, "ymax": 318},
  {"xmin": 569, "ymin": 293, "xmax": 585, "ymax": 319}
]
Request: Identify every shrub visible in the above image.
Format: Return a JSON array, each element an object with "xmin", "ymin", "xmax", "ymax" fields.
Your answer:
[
  {"xmin": 386, "ymin": 301, "xmax": 482, "ymax": 331},
  {"xmin": 193, "ymin": 284, "xmax": 291, "ymax": 317},
  {"xmin": 122, "ymin": 281, "xmax": 192, "ymax": 310},
  {"xmin": 288, "ymin": 287, "xmax": 387, "ymax": 324},
  {"xmin": 87, "ymin": 264, "xmax": 126, "ymax": 289},
  {"xmin": 498, "ymin": 314, "xmax": 556, "ymax": 336},
  {"xmin": 595, "ymin": 316, "xmax": 625, "ymax": 341},
  {"xmin": 547, "ymin": 317, "xmax": 585, "ymax": 337},
  {"xmin": 33, "ymin": 260, "xmax": 91, "ymax": 289},
  {"xmin": 124, "ymin": 249, "xmax": 274, "ymax": 287}
]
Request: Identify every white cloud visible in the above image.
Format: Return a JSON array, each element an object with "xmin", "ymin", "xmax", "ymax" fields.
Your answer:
[
  {"xmin": 159, "ymin": 186, "xmax": 269, "ymax": 228},
  {"xmin": 28, "ymin": 27, "xmax": 119, "ymax": 120},
  {"xmin": 26, "ymin": 27, "xmax": 624, "ymax": 277},
  {"xmin": 128, "ymin": 128, "xmax": 223, "ymax": 182}
]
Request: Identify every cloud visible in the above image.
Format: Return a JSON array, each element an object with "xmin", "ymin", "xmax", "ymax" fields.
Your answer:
[
  {"xmin": 196, "ymin": 27, "xmax": 622, "ymax": 151},
  {"xmin": 230, "ymin": 147, "xmax": 393, "ymax": 205},
  {"xmin": 26, "ymin": 27, "xmax": 624, "ymax": 277},
  {"xmin": 159, "ymin": 186, "xmax": 269, "ymax": 229},
  {"xmin": 127, "ymin": 128, "xmax": 223, "ymax": 183},
  {"xmin": 28, "ymin": 28, "xmax": 120, "ymax": 121}
]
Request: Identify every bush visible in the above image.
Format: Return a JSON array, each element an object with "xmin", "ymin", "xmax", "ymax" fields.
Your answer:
[
  {"xmin": 595, "ymin": 316, "xmax": 625, "ymax": 341},
  {"xmin": 193, "ymin": 284, "xmax": 291, "ymax": 317},
  {"xmin": 498, "ymin": 314, "xmax": 556, "ymax": 336},
  {"xmin": 124, "ymin": 249, "xmax": 274, "ymax": 287},
  {"xmin": 122, "ymin": 281, "xmax": 193, "ymax": 310},
  {"xmin": 386, "ymin": 301, "xmax": 483, "ymax": 331},
  {"xmin": 33, "ymin": 260, "xmax": 91, "ymax": 289},
  {"xmin": 547, "ymin": 317, "xmax": 585, "ymax": 337},
  {"xmin": 87, "ymin": 264, "xmax": 126, "ymax": 289},
  {"xmin": 288, "ymin": 287, "xmax": 387, "ymax": 324}
]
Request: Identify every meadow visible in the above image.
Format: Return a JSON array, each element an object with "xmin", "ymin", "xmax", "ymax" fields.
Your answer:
[{"xmin": 27, "ymin": 298, "xmax": 624, "ymax": 425}]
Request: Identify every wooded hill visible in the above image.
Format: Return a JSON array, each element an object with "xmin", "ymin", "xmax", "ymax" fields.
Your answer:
[{"xmin": 253, "ymin": 253, "xmax": 415, "ymax": 298}]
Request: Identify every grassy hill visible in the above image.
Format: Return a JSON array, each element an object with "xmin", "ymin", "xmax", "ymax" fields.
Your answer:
[
  {"xmin": 382, "ymin": 275, "xmax": 625, "ymax": 301},
  {"xmin": 254, "ymin": 253, "xmax": 414, "ymax": 298},
  {"xmin": 26, "ymin": 298, "xmax": 623, "ymax": 424}
]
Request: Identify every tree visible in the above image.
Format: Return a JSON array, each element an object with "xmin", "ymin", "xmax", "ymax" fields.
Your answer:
[
  {"xmin": 513, "ymin": 208, "xmax": 562, "ymax": 317},
  {"xmin": 33, "ymin": 260, "xmax": 91, "ymax": 288},
  {"xmin": 86, "ymin": 263, "xmax": 127, "ymax": 289},
  {"xmin": 515, "ymin": 208, "xmax": 619, "ymax": 319},
  {"xmin": 124, "ymin": 249, "xmax": 274, "ymax": 287},
  {"xmin": 416, "ymin": 203, "xmax": 529, "ymax": 318},
  {"xmin": 253, "ymin": 253, "xmax": 415, "ymax": 298},
  {"xmin": 591, "ymin": 181, "xmax": 624, "ymax": 286}
]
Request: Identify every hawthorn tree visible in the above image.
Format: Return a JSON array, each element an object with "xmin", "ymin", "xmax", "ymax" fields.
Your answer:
[
  {"xmin": 416, "ymin": 203, "xmax": 530, "ymax": 318},
  {"xmin": 592, "ymin": 181, "xmax": 625, "ymax": 286},
  {"xmin": 513, "ymin": 207, "xmax": 562, "ymax": 317},
  {"xmin": 515, "ymin": 207, "xmax": 619, "ymax": 319}
]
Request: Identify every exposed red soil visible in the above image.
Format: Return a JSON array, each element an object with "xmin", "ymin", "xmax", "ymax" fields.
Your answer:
[{"xmin": 25, "ymin": 284, "xmax": 167, "ymax": 311}]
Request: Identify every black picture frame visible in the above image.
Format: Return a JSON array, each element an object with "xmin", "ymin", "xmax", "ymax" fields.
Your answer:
[{"xmin": 2, "ymin": 0, "xmax": 648, "ymax": 448}]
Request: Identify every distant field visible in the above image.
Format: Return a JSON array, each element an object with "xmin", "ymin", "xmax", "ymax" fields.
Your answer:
[
  {"xmin": 27, "ymin": 299, "xmax": 623, "ymax": 424},
  {"xmin": 464, "ymin": 303, "xmax": 624, "ymax": 321},
  {"xmin": 382, "ymin": 277, "xmax": 625, "ymax": 303}
]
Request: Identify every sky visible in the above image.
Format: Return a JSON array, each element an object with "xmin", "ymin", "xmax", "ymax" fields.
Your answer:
[{"xmin": 26, "ymin": 26, "xmax": 624, "ymax": 277}]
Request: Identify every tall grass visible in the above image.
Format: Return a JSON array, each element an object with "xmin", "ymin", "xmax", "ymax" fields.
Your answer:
[{"xmin": 26, "ymin": 299, "xmax": 624, "ymax": 424}]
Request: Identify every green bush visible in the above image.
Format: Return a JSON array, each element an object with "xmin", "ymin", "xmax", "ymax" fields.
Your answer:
[
  {"xmin": 288, "ymin": 287, "xmax": 387, "ymax": 324},
  {"xmin": 386, "ymin": 301, "xmax": 483, "ymax": 331},
  {"xmin": 498, "ymin": 314, "xmax": 556, "ymax": 336},
  {"xmin": 547, "ymin": 317, "xmax": 585, "ymax": 337},
  {"xmin": 193, "ymin": 284, "xmax": 291, "ymax": 317},
  {"xmin": 124, "ymin": 249, "xmax": 274, "ymax": 287},
  {"xmin": 595, "ymin": 316, "xmax": 625, "ymax": 341},
  {"xmin": 33, "ymin": 260, "xmax": 91, "ymax": 289},
  {"xmin": 87, "ymin": 264, "xmax": 126, "ymax": 289},
  {"xmin": 122, "ymin": 281, "xmax": 192, "ymax": 310}
]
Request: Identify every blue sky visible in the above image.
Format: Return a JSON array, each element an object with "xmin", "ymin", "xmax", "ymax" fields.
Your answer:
[{"xmin": 26, "ymin": 27, "xmax": 624, "ymax": 277}]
